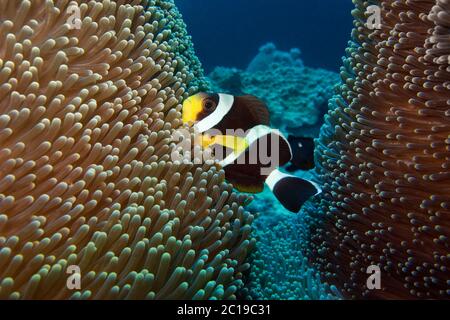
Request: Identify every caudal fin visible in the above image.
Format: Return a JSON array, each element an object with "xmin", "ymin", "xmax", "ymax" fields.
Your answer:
[{"xmin": 265, "ymin": 169, "xmax": 322, "ymax": 213}]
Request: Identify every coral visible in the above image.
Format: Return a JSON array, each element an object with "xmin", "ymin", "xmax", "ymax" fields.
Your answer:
[
  {"xmin": 303, "ymin": 0, "xmax": 450, "ymax": 299},
  {"xmin": 246, "ymin": 42, "xmax": 304, "ymax": 73},
  {"xmin": 208, "ymin": 67, "xmax": 243, "ymax": 96},
  {"xmin": 0, "ymin": 0, "xmax": 253, "ymax": 300},
  {"xmin": 208, "ymin": 43, "xmax": 340, "ymax": 138}
]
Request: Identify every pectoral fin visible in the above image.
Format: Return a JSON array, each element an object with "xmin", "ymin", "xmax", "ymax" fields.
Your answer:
[
  {"xmin": 205, "ymin": 135, "xmax": 249, "ymax": 155},
  {"xmin": 200, "ymin": 134, "xmax": 216, "ymax": 148}
]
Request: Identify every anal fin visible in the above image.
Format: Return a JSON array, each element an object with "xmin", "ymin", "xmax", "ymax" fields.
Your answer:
[{"xmin": 225, "ymin": 167, "xmax": 265, "ymax": 194}]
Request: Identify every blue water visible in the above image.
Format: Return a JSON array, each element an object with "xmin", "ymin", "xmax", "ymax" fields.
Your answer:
[{"xmin": 176, "ymin": 0, "xmax": 353, "ymax": 72}]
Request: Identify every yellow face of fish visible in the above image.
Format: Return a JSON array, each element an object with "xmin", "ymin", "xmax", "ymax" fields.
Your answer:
[{"xmin": 182, "ymin": 92, "xmax": 219, "ymax": 125}]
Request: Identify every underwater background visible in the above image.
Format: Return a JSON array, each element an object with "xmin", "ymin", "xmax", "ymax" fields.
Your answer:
[
  {"xmin": 176, "ymin": 0, "xmax": 354, "ymax": 72},
  {"xmin": 177, "ymin": 0, "xmax": 354, "ymax": 299}
]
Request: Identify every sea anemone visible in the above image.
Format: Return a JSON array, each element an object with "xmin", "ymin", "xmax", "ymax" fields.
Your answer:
[
  {"xmin": 0, "ymin": 0, "xmax": 253, "ymax": 299},
  {"xmin": 303, "ymin": 0, "xmax": 450, "ymax": 299},
  {"xmin": 241, "ymin": 201, "xmax": 341, "ymax": 300}
]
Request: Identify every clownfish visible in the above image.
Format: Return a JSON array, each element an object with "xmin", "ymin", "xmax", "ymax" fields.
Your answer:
[
  {"xmin": 286, "ymin": 135, "xmax": 316, "ymax": 172},
  {"xmin": 182, "ymin": 92, "xmax": 321, "ymax": 213}
]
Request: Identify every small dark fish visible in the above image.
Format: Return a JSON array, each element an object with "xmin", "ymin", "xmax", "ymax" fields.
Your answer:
[{"xmin": 286, "ymin": 135, "xmax": 316, "ymax": 172}]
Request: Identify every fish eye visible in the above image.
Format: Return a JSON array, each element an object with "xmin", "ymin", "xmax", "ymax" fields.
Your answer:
[{"xmin": 203, "ymin": 99, "xmax": 216, "ymax": 111}]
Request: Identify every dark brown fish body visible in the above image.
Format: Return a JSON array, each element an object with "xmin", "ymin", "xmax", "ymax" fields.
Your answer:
[
  {"xmin": 212, "ymin": 95, "xmax": 270, "ymax": 135},
  {"xmin": 223, "ymin": 130, "xmax": 292, "ymax": 193}
]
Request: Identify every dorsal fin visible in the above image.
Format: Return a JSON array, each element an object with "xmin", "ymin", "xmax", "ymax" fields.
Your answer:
[{"xmin": 235, "ymin": 95, "xmax": 271, "ymax": 126}]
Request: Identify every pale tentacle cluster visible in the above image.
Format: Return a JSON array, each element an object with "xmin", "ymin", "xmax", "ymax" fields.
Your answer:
[
  {"xmin": 0, "ymin": 0, "xmax": 253, "ymax": 299},
  {"xmin": 303, "ymin": 0, "xmax": 449, "ymax": 299}
]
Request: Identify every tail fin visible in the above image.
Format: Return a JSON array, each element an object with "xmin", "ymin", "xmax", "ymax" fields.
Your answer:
[{"xmin": 265, "ymin": 169, "xmax": 322, "ymax": 213}]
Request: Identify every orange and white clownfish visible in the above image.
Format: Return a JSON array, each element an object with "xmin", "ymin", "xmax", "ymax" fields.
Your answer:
[{"xmin": 182, "ymin": 92, "xmax": 321, "ymax": 213}]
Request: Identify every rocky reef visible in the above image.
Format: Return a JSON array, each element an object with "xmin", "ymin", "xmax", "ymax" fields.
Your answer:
[
  {"xmin": 302, "ymin": 0, "xmax": 450, "ymax": 299},
  {"xmin": 0, "ymin": 0, "xmax": 253, "ymax": 299},
  {"xmin": 208, "ymin": 43, "xmax": 340, "ymax": 137}
]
